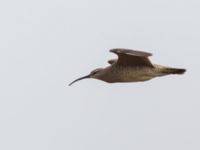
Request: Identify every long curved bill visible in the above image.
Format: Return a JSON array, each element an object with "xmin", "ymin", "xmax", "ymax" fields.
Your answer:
[{"xmin": 69, "ymin": 75, "xmax": 90, "ymax": 86}]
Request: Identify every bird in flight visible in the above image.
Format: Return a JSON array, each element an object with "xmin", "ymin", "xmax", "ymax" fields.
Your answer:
[{"xmin": 69, "ymin": 48, "xmax": 186, "ymax": 86}]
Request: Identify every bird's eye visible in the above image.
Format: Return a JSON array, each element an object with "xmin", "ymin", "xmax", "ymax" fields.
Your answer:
[
  {"xmin": 91, "ymin": 70, "xmax": 99, "ymax": 75},
  {"xmin": 92, "ymin": 71, "xmax": 97, "ymax": 75}
]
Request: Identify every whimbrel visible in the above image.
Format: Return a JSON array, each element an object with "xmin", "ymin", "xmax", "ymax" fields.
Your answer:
[{"xmin": 69, "ymin": 48, "xmax": 186, "ymax": 86}]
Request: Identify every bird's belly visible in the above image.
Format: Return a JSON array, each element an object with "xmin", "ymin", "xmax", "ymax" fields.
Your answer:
[
  {"xmin": 121, "ymin": 73, "xmax": 153, "ymax": 82},
  {"xmin": 110, "ymin": 67, "xmax": 155, "ymax": 82}
]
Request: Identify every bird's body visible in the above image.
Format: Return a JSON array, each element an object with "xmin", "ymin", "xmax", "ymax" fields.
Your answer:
[
  {"xmin": 91, "ymin": 64, "xmax": 182, "ymax": 83},
  {"xmin": 69, "ymin": 49, "xmax": 186, "ymax": 86}
]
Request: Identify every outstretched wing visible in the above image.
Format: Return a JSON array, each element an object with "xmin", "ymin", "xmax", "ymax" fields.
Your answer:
[{"xmin": 110, "ymin": 48, "xmax": 153, "ymax": 67}]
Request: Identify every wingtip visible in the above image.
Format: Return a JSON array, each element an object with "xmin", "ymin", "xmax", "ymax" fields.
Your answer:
[
  {"xmin": 109, "ymin": 48, "xmax": 127, "ymax": 54},
  {"xmin": 109, "ymin": 48, "xmax": 118, "ymax": 53}
]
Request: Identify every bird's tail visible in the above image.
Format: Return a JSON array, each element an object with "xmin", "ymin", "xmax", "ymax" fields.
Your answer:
[{"xmin": 161, "ymin": 67, "xmax": 186, "ymax": 75}]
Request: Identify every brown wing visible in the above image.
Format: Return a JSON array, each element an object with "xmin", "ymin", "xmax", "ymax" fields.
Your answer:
[{"xmin": 110, "ymin": 48, "xmax": 153, "ymax": 67}]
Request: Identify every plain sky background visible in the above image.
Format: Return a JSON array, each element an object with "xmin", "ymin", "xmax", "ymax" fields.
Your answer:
[{"xmin": 0, "ymin": 0, "xmax": 200, "ymax": 150}]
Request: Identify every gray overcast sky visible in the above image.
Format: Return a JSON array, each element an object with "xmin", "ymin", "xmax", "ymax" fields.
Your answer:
[{"xmin": 0, "ymin": 0, "xmax": 200, "ymax": 150}]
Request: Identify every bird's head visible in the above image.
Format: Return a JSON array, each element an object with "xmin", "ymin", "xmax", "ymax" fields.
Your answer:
[{"xmin": 69, "ymin": 68, "xmax": 104, "ymax": 86}]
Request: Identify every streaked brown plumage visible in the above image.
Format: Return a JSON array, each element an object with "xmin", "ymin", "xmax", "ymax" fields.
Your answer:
[{"xmin": 69, "ymin": 48, "xmax": 186, "ymax": 86}]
